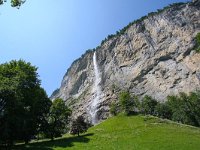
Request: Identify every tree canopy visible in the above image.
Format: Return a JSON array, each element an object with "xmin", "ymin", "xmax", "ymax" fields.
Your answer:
[
  {"xmin": 140, "ymin": 95, "xmax": 158, "ymax": 115},
  {"xmin": 45, "ymin": 98, "xmax": 71, "ymax": 140},
  {"xmin": 119, "ymin": 91, "xmax": 137, "ymax": 115},
  {"xmin": 0, "ymin": 60, "xmax": 51, "ymax": 146},
  {"xmin": 70, "ymin": 116, "xmax": 91, "ymax": 136},
  {"xmin": 0, "ymin": 0, "xmax": 25, "ymax": 8}
]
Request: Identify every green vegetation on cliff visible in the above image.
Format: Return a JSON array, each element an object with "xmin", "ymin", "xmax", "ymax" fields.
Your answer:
[{"xmin": 195, "ymin": 32, "xmax": 200, "ymax": 52}]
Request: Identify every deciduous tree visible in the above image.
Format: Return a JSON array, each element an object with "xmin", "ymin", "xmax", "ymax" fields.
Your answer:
[
  {"xmin": 119, "ymin": 91, "xmax": 136, "ymax": 115},
  {"xmin": 70, "ymin": 116, "xmax": 90, "ymax": 136},
  {"xmin": 0, "ymin": 60, "xmax": 51, "ymax": 146},
  {"xmin": 140, "ymin": 95, "xmax": 158, "ymax": 115},
  {"xmin": 46, "ymin": 98, "xmax": 71, "ymax": 140}
]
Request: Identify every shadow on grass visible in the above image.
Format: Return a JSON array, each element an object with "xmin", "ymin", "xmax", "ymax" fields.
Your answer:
[
  {"xmin": 13, "ymin": 133, "xmax": 94, "ymax": 150},
  {"xmin": 127, "ymin": 111, "xmax": 139, "ymax": 116}
]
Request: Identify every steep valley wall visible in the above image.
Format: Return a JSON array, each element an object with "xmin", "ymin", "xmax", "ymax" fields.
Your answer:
[{"xmin": 51, "ymin": 0, "xmax": 200, "ymax": 123}]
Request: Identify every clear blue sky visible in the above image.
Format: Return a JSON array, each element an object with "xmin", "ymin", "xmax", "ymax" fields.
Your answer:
[{"xmin": 0, "ymin": 0, "xmax": 189, "ymax": 96}]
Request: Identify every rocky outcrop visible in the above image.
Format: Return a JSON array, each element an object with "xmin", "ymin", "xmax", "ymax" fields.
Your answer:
[{"xmin": 51, "ymin": 1, "xmax": 200, "ymax": 123}]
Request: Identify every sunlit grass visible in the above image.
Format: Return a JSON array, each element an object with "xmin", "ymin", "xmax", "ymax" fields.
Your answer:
[{"xmin": 14, "ymin": 115, "xmax": 200, "ymax": 150}]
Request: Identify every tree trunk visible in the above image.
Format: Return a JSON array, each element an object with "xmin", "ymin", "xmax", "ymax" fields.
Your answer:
[
  {"xmin": 51, "ymin": 133, "xmax": 54, "ymax": 141},
  {"xmin": 25, "ymin": 139, "xmax": 29, "ymax": 145},
  {"xmin": 37, "ymin": 133, "xmax": 40, "ymax": 141}
]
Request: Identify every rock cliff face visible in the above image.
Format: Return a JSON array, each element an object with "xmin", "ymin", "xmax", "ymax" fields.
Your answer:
[{"xmin": 51, "ymin": 0, "xmax": 200, "ymax": 123}]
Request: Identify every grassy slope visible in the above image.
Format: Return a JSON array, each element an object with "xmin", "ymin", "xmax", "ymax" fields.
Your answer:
[{"xmin": 15, "ymin": 115, "xmax": 200, "ymax": 150}]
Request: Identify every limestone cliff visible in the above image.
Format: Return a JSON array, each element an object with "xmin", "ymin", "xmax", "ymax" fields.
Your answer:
[{"xmin": 51, "ymin": 0, "xmax": 200, "ymax": 123}]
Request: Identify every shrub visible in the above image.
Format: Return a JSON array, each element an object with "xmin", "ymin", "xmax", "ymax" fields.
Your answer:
[
  {"xmin": 70, "ymin": 116, "xmax": 91, "ymax": 136},
  {"xmin": 140, "ymin": 96, "xmax": 158, "ymax": 115},
  {"xmin": 195, "ymin": 32, "xmax": 200, "ymax": 52},
  {"xmin": 110, "ymin": 102, "xmax": 118, "ymax": 116},
  {"xmin": 155, "ymin": 102, "xmax": 172, "ymax": 119},
  {"xmin": 119, "ymin": 91, "xmax": 136, "ymax": 115},
  {"xmin": 166, "ymin": 92, "xmax": 200, "ymax": 127}
]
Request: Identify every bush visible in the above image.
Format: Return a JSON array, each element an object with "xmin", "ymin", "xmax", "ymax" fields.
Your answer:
[
  {"xmin": 70, "ymin": 116, "xmax": 91, "ymax": 136},
  {"xmin": 109, "ymin": 90, "xmax": 200, "ymax": 128},
  {"xmin": 140, "ymin": 96, "xmax": 158, "ymax": 115},
  {"xmin": 195, "ymin": 32, "xmax": 200, "ymax": 52},
  {"xmin": 119, "ymin": 91, "xmax": 137, "ymax": 115},
  {"xmin": 155, "ymin": 102, "xmax": 172, "ymax": 119},
  {"xmin": 166, "ymin": 92, "xmax": 200, "ymax": 127},
  {"xmin": 111, "ymin": 89, "xmax": 200, "ymax": 128},
  {"xmin": 109, "ymin": 102, "xmax": 118, "ymax": 116},
  {"xmin": 140, "ymin": 91, "xmax": 200, "ymax": 127}
]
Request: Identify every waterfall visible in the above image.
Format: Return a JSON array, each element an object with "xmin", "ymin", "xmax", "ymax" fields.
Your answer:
[{"xmin": 90, "ymin": 51, "xmax": 101, "ymax": 124}]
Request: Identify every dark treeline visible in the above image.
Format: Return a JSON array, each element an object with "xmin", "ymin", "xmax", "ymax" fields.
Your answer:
[{"xmin": 110, "ymin": 90, "xmax": 200, "ymax": 127}]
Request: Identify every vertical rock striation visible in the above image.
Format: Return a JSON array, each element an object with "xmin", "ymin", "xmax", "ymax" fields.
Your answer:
[{"xmin": 51, "ymin": 1, "xmax": 200, "ymax": 123}]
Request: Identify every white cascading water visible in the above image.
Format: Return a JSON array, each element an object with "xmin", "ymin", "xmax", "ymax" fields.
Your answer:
[{"xmin": 90, "ymin": 51, "xmax": 101, "ymax": 124}]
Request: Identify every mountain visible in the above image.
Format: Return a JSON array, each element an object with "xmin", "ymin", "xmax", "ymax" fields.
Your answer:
[{"xmin": 51, "ymin": 0, "xmax": 200, "ymax": 124}]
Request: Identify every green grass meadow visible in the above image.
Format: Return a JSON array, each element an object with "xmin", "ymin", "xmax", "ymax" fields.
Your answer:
[{"xmin": 14, "ymin": 115, "xmax": 200, "ymax": 150}]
